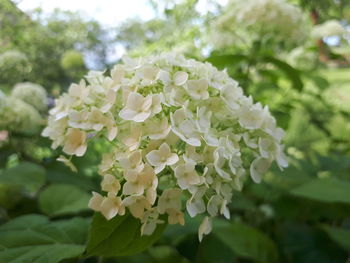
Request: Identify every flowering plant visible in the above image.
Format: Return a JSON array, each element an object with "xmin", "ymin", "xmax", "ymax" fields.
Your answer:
[
  {"xmin": 312, "ymin": 20, "xmax": 348, "ymax": 39},
  {"xmin": 211, "ymin": 0, "xmax": 307, "ymax": 49},
  {"xmin": 0, "ymin": 82, "xmax": 46, "ymax": 134},
  {"xmin": 12, "ymin": 82, "xmax": 48, "ymax": 112},
  {"xmin": 43, "ymin": 53, "xmax": 287, "ymax": 240}
]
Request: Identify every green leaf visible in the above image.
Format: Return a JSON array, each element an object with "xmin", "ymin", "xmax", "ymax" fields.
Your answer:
[
  {"xmin": 213, "ymin": 221, "xmax": 278, "ymax": 263},
  {"xmin": 309, "ymin": 75, "xmax": 330, "ymax": 91},
  {"xmin": 148, "ymin": 245, "xmax": 191, "ymax": 263},
  {"xmin": 290, "ymin": 177, "xmax": 350, "ymax": 203},
  {"xmin": 0, "ymin": 184, "xmax": 22, "ymax": 209},
  {"xmin": 321, "ymin": 225, "xmax": 350, "ymax": 251},
  {"xmin": 0, "ymin": 214, "xmax": 90, "ymax": 263},
  {"xmin": 196, "ymin": 234, "xmax": 236, "ymax": 263},
  {"xmin": 86, "ymin": 213, "xmax": 167, "ymax": 257},
  {"xmin": 163, "ymin": 214, "xmax": 202, "ymax": 245},
  {"xmin": 206, "ymin": 54, "xmax": 248, "ymax": 69},
  {"xmin": 284, "ymin": 108, "xmax": 326, "ymax": 150},
  {"xmin": 116, "ymin": 253, "xmax": 154, "ymax": 263},
  {"xmin": 0, "ymin": 162, "xmax": 45, "ymax": 195},
  {"xmin": 275, "ymin": 223, "xmax": 347, "ymax": 263},
  {"xmin": 260, "ymin": 56, "xmax": 303, "ymax": 91},
  {"xmin": 38, "ymin": 184, "xmax": 90, "ymax": 216},
  {"xmin": 45, "ymin": 161, "xmax": 97, "ymax": 191}
]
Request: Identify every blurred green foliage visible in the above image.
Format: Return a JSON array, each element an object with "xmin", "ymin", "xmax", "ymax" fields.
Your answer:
[
  {"xmin": 0, "ymin": 0, "xmax": 110, "ymax": 90},
  {"xmin": 116, "ymin": 0, "xmax": 207, "ymax": 57},
  {"xmin": 0, "ymin": 0, "xmax": 350, "ymax": 262}
]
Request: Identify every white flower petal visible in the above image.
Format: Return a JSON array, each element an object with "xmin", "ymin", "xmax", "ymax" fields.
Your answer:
[
  {"xmin": 174, "ymin": 71, "xmax": 188, "ymax": 86},
  {"xmin": 198, "ymin": 216, "xmax": 212, "ymax": 241}
]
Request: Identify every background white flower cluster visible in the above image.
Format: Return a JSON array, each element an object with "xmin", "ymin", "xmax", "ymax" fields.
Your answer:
[
  {"xmin": 312, "ymin": 20, "xmax": 348, "ymax": 39},
  {"xmin": 212, "ymin": 0, "xmax": 308, "ymax": 49},
  {"xmin": 43, "ymin": 53, "xmax": 288, "ymax": 240},
  {"xmin": 0, "ymin": 82, "xmax": 46, "ymax": 133}
]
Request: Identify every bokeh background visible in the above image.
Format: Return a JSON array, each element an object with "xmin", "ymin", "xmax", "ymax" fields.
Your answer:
[{"xmin": 0, "ymin": 0, "xmax": 350, "ymax": 262}]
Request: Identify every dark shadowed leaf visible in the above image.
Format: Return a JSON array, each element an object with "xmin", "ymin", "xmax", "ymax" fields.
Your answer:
[
  {"xmin": 275, "ymin": 223, "xmax": 347, "ymax": 263},
  {"xmin": 85, "ymin": 212, "xmax": 167, "ymax": 257},
  {"xmin": 321, "ymin": 225, "xmax": 350, "ymax": 251},
  {"xmin": 196, "ymin": 234, "xmax": 236, "ymax": 263},
  {"xmin": 45, "ymin": 161, "xmax": 97, "ymax": 191},
  {"xmin": 213, "ymin": 221, "xmax": 278, "ymax": 263}
]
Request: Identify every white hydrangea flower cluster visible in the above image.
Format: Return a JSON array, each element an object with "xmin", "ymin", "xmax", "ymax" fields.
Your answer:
[
  {"xmin": 43, "ymin": 53, "xmax": 287, "ymax": 240},
  {"xmin": 0, "ymin": 50, "xmax": 31, "ymax": 85},
  {"xmin": 212, "ymin": 0, "xmax": 307, "ymax": 49},
  {"xmin": 0, "ymin": 90, "xmax": 43, "ymax": 133},
  {"xmin": 312, "ymin": 20, "xmax": 348, "ymax": 39},
  {"xmin": 12, "ymin": 82, "xmax": 48, "ymax": 112}
]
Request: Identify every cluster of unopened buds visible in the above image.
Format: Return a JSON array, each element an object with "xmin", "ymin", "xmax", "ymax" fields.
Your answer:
[{"xmin": 43, "ymin": 53, "xmax": 287, "ymax": 240}]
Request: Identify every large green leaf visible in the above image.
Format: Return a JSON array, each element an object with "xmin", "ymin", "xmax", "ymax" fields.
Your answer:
[
  {"xmin": 290, "ymin": 177, "xmax": 350, "ymax": 203},
  {"xmin": 85, "ymin": 213, "xmax": 167, "ymax": 257},
  {"xmin": 316, "ymin": 153, "xmax": 350, "ymax": 176},
  {"xmin": 38, "ymin": 184, "xmax": 90, "ymax": 216},
  {"xmin": 0, "ymin": 162, "xmax": 45, "ymax": 195},
  {"xmin": 45, "ymin": 161, "xmax": 97, "ymax": 191},
  {"xmin": 260, "ymin": 56, "xmax": 303, "ymax": 91},
  {"xmin": 0, "ymin": 214, "xmax": 90, "ymax": 263},
  {"xmin": 206, "ymin": 54, "xmax": 248, "ymax": 69},
  {"xmin": 163, "ymin": 214, "xmax": 202, "ymax": 245},
  {"xmin": 213, "ymin": 221, "xmax": 278, "ymax": 263},
  {"xmin": 196, "ymin": 234, "xmax": 236, "ymax": 263},
  {"xmin": 275, "ymin": 223, "xmax": 347, "ymax": 263},
  {"xmin": 321, "ymin": 225, "xmax": 350, "ymax": 251}
]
